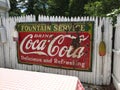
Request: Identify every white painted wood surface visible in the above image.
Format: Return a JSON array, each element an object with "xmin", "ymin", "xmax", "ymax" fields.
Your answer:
[
  {"xmin": 113, "ymin": 14, "xmax": 120, "ymax": 90},
  {"xmin": 0, "ymin": 15, "xmax": 113, "ymax": 85}
]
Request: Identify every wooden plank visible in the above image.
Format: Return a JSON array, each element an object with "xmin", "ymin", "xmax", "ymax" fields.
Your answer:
[
  {"xmin": 3, "ymin": 18, "xmax": 11, "ymax": 68},
  {"xmin": 91, "ymin": 16, "xmax": 98, "ymax": 84},
  {"xmin": 113, "ymin": 15, "xmax": 120, "ymax": 85},
  {"xmin": 95, "ymin": 17, "xmax": 103, "ymax": 85},
  {"xmin": 0, "ymin": 44, "xmax": 4, "ymax": 67},
  {"xmin": 103, "ymin": 18, "xmax": 112, "ymax": 85}
]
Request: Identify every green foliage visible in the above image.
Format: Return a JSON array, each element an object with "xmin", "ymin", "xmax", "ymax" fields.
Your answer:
[
  {"xmin": 102, "ymin": 0, "xmax": 120, "ymax": 14},
  {"xmin": 84, "ymin": 0, "xmax": 120, "ymax": 16},
  {"xmin": 69, "ymin": 0, "xmax": 89, "ymax": 16},
  {"xmin": 24, "ymin": 0, "xmax": 47, "ymax": 15},
  {"xmin": 9, "ymin": 0, "xmax": 21, "ymax": 16},
  {"xmin": 84, "ymin": 1, "xmax": 103, "ymax": 16},
  {"xmin": 107, "ymin": 8, "xmax": 120, "ymax": 25},
  {"xmin": 102, "ymin": 0, "xmax": 120, "ymax": 25},
  {"xmin": 47, "ymin": 0, "xmax": 70, "ymax": 16},
  {"xmin": 47, "ymin": 0, "xmax": 89, "ymax": 16},
  {"xmin": 17, "ymin": 0, "xmax": 47, "ymax": 20},
  {"xmin": 9, "ymin": 0, "xmax": 120, "ymax": 19}
]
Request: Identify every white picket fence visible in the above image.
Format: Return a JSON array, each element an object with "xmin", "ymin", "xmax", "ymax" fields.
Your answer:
[
  {"xmin": 0, "ymin": 15, "xmax": 113, "ymax": 85},
  {"xmin": 112, "ymin": 14, "xmax": 120, "ymax": 90}
]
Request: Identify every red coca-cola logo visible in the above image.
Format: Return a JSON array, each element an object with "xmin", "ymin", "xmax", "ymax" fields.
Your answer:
[{"xmin": 20, "ymin": 33, "xmax": 89, "ymax": 58}]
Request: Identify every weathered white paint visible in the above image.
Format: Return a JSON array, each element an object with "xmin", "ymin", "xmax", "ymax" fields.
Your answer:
[
  {"xmin": 0, "ymin": 0, "xmax": 10, "ymax": 17},
  {"xmin": 0, "ymin": 0, "xmax": 10, "ymax": 10},
  {"xmin": 0, "ymin": 15, "xmax": 113, "ymax": 85},
  {"xmin": 113, "ymin": 14, "xmax": 120, "ymax": 90}
]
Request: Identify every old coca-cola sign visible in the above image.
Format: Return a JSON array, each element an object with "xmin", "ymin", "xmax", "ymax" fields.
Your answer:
[{"xmin": 16, "ymin": 22, "xmax": 94, "ymax": 71}]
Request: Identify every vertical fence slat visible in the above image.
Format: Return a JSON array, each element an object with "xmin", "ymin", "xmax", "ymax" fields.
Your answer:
[
  {"xmin": 9, "ymin": 17, "xmax": 17, "ymax": 69},
  {"xmin": 102, "ymin": 18, "xmax": 112, "ymax": 85},
  {"xmin": 94, "ymin": 17, "xmax": 102, "ymax": 85},
  {"xmin": 113, "ymin": 14, "xmax": 120, "ymax": 90},
  {"xmin": 107, "ymin": 18, "xmax": 113, "ymax": 84},
  {"xmin": 0, "ymin": 44, "xmax": 4, "ymax": 67},
  {"xmin": 3, "ymin": 17, "xmax": 11, "ymax": 68},
  {"xmin": 0, "ymin": 18, "xmax": 5, "ymax": 67}
]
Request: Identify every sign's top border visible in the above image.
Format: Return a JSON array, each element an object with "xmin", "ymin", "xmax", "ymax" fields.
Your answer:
[{"xmin": 16, "ymin": 21, "xmax": 94, "ymax": 32}]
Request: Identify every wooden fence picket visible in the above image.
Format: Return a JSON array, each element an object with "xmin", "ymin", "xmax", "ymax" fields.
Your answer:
[{"xmin": 112, "ymin": 14, "xmax": 120, "ymax": 90}]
